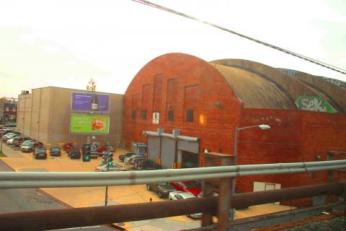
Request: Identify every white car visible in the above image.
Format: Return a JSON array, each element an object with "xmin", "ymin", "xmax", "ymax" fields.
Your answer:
[
  {"xmin": 95, "ymin": 163, "xmax": 127, "ymax": 172},
  {"xmin": 124, "ymin": 154, "xmax": 143, "ymax": 164},
  {"xmin": 6, "ymin": 137, "xmax": 16, "ymax": 145},
  {"xmin": 168, "ymin": 191, "xmax": 202, "ymax": 219},
  {"xmin": 168, "ymin": 191, "xmax": 195, "ymax": 200}
]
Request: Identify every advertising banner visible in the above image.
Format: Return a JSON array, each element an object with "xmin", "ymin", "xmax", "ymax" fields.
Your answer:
[
  {"xmin": 70, "ymin": 113, "xmax": 110, "ymax": 134},
  {"xmin": 72, "ymin": 93, "xmax": 109, "ymax": 113}
]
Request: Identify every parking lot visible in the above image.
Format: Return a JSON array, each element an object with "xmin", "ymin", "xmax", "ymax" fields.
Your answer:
[
  {"xmin": 0, "ymin": 142, "xmax": 200, "ymax": 230},
  {"xmin": 0, "ymin": 135, "xmax": 295, "ymax": 230}
]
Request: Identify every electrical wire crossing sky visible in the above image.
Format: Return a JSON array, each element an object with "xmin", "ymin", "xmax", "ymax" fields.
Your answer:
[{"xmin": 0, "ymin": 0, "xmax": 345, "ymax": 97}]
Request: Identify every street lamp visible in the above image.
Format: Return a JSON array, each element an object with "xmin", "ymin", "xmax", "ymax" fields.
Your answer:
[
  {"xmin": 233, "ymin": 124, "xmax": 271, "ymax": 165},
  {"xmin": 231, "ymin": 124, "xmax": 271, "ymax": 219}
]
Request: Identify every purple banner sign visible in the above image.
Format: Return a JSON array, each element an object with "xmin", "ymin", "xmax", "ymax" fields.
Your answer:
[{"xmin": 72, "ymin": 93, "xmax": 109, "ymax": 113}]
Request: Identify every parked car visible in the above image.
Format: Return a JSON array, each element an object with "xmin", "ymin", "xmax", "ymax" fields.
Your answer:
[
  {"xmin": 2, "ymin": 132, "xmax": 18, "ymax": 142},
  {"xmin": 49, "ymin": 147, "xmax": 61, "ymax": 156},
  {"xmin": 135, "ymin": 159, "xmax": 161, "ymax": 170},
  {"xmin": 33, "ymin": 147, "xmax": 47, "ymax": 159},
  {"xmin": 124, "ymin": 154, "xmax": 144, "ymax": 164},
  {"xmin": 12, "ymin": 136, "xmax": 30, "ymax": 147},
  {"xmin": 169, "ymin": 191, "xmax": 195, "ymax": 200},
  {"xmin": 63, "ymin": 142, "xmax": 74, "ymax": 153},
  {"xmin": 68, "ymin": 148, "xmax": 81, "ymax": 159},
  {"xmin": 170, "ymin": 181, "xmax": 202, "ymax": 197},
  {"xmin": 95, "ymin": 163, "xmax": 127, "ymax": 172},
  {"xmin": 20, "ymin": 140, "xmax": 35, "ymax": 152},
  {"xmin": 168, "ymin": 191, "xmax": 202, "ymax": 219},
  {"xmin": 6, "ymin": 135, "xmax": 20, "ymax": 145},
  {"xmin": 146, "ymin": 182, "xmax": 176, "ymax": 198},
  {"xmin": 96, "ymin": 144, "xmax": 114, "ymax": 156},
  {"xmin": 0, "ymin": 128, "xmax": 12, "ymax": 136},
  {"xmin": 20, "ymin": 140, "xmax": 43, "ymax": 153},
  {"xmin": 119, "ymin": 152, "xmax": 136, "ymax": 162},
  {"xmin": 34, "ymin": 141, "xmax": 44, "ymax": 148}
]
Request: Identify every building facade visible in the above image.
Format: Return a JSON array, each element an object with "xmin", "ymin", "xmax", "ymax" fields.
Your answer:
[
  {"xmin": 17, "ymin": 87, "xmax": 123, "ymax": 147},
  {"xmin": 123, "ymin": 53, "xmax": 346, "ymax": 194},
  {"xmin": 0, "ymin": 97, "xmax": 17, "ymax": 126}
]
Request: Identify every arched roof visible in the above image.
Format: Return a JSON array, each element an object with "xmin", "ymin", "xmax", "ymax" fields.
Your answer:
[
  {"xmin": 278, "ymin": 69, "xmax": 346, "ymax": 112},
  {"xmin": 211, "ymin": 63, "xmax": 295, "ymax": 109},
  {"xmin": 211, "ymin": 59, "xmax": 346, "ymax": 113},
  {"xmin": 126, "ymin": 53, "xmax": 346, "ymax": 113}
]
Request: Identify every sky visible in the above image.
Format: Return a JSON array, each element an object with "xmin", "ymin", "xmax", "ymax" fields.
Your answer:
[{"xmin": 0, "ymin": 0, "xmax": 345, "ymax": 98}]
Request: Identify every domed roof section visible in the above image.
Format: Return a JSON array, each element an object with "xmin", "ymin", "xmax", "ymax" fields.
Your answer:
[
  {"xmin": 211, "ymin": 59, "xmax": 346, "ymax": 113},
  {"xmin": 278, "ymin": 69, "xmax": 346, "ymax": 112},
  {"xmin": 211, "ymin": 63, "xmax": 295, "ymax": 109}
]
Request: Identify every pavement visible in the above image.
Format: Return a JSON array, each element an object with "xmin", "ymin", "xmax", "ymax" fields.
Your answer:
[
  {"xmin": 0, "ymin": 155, "xmax": 114, "ymax": 231},
  {"xmin": 0, "ymin": 143, "xmax": 295, "ymax": 230}
]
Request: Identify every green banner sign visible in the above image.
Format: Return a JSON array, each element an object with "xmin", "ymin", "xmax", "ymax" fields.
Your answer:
[{"xmin": 70, "ymin": 113, "xmax": 110, "ymax": 134}]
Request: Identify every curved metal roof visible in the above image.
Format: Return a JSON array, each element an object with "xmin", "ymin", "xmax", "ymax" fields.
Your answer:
[
  {"xmin": 211, "ymin": 63, "xmax": 295, "ymax": 109},
  {"xmin": 211, "ymin": 59, "xmax": 346, "ymax": 113}
]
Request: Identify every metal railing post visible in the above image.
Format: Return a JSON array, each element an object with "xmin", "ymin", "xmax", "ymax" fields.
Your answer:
[
  {"xmin": 201, "ymin": 181, "xmax": 214, "ymax": 226},
  {"xmin": 344, "ymin": 183, "xmax": 346, "ymax": 226},
  {"xmin": 217, "ymin": 158, "xmax": 233, "ymax": 231}
]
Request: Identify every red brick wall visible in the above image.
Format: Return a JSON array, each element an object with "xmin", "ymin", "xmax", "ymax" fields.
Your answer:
[
  {"xmin": 123, "ymin": 53, "xmax": 242, "ymax": 165},
  {"xmin": 123, "ymin": 53, "xmax": 346, "ymax": 204},
  {"xmin": 237, "ymin": 108, "xmax": 346, "ymax": 194}
]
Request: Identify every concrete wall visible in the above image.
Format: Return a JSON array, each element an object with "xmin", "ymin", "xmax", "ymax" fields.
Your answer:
[
  {"xmin": 17, "ymin": 94, "xmax": 33, "ymax": 136},
  {"xmin": 17, "ymin": 87, "xmax": 123, "ymax": 148}
]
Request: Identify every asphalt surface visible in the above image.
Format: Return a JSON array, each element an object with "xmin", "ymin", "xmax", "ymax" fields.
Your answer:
[
  {"xmin": 0, "ymin": 143, "xmax": 200, "ymax": 231},
  {"xmin": 0, "ymin": 159, "xmax": 114, "ymax": 231},
  {"xmin": 0, "ymin": 160, "xmax": 65, "ymax": 213}
]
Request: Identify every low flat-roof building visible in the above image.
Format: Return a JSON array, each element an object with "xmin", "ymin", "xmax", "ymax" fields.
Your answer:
[{"xmin": 17, "ymin": 86, "xmax": 123, "ymax": 148}]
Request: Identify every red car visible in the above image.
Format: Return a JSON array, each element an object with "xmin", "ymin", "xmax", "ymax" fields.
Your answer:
[
  {"xmin": 63, "ymin": 142, "xmax": 74, "ymax": 153},
  {"xmin": 170, "ymin": 181, "xmax": 202, "ymax": 196}
]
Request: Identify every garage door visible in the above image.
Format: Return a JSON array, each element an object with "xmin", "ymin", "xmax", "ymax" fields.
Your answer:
[
  {"xmin": 148, "ymin": 136, "xmax": 160, "ymax": 162},
  {"xmin": 182, "ymin": 151, "xmax": 199, "ymax": 168},
  {"xmin": 161, "ymin": 137, "xmax": 175, "ymax": 168}
]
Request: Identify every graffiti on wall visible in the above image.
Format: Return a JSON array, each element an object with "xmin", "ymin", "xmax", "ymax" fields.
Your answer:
[{"xmin": 295, "ymin": 96, "xmax": 336, "ymax": 113}]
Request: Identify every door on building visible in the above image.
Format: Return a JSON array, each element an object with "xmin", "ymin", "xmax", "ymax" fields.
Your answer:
[
  {"xmin": 148, "ymin": 136, "xmax": 160, "ymax": 162},
  {"xmin": 181, "ymin": 151, "xmax": 199, "ymax": 168}
]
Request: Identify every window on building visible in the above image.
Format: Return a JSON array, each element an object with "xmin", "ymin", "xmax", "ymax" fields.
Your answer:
[
  {"xmin": 141, "ymin": 110, "xmax": 147, "ymax": 120},
  {"xmin": 131, "ymin": 110, "xmax": 136, "ymax": 120},
  {"xmin": 186, "ymin": 109, "xmax": 194, "ymax": 122},
  {"xmin": 152, "ymin": 112, "xmax": 160, "ymax": 124},
  {"xmin": 168, "ymin": 110, "xmax": 174, "ymax": 121}
]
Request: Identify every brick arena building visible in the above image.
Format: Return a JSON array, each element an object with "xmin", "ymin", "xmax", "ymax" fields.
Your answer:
[{"xmin": 123, "ymin": 53, "xmax": 346, "ymax": 193}]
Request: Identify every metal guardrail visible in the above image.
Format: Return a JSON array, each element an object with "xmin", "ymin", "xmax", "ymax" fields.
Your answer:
[
  {"xmin": 0, "ymin": 159, "xmax": 345, "ymax": 188},
  {"xmin": 0, "ymin": 160, "xmax": 345, "ymax": 231},
  {"xmin": 0, "ymin": 182, "xmax": 344, "ymax": 231}
]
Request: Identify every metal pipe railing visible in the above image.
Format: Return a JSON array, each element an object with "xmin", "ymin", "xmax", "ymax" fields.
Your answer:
[
  {"xmin": 0, "ymin": 182, "xmax": 343, "ymax": 231},
  {"xmin": 1, "ymin": 159, "xmax": 345, "ymax": 181},
  {"xmin": 0, "ymin": 160, "xmax": 345, "ymax": 188}
]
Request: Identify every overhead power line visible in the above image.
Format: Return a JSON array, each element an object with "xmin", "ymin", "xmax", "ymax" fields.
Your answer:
[{"xmin": 132, "ymin": 0, "xmax": 346, "ymax": 75}]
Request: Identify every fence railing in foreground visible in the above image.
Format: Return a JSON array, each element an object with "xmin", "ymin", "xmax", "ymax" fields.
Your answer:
[
  {"xmin": 0, "ymin": 159, "xmax": 345, "ymax": 188},
  {"xmin": 0, "ymin": 159, "xmax": 345, "ymax": 231},
  {"xmin": 0, "ymin": 182, "xmax": 344, "ymax": 231}
]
